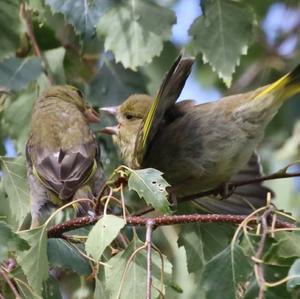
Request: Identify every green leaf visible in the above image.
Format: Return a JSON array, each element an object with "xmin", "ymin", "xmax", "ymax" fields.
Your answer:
[
  {"xmin": 46, "ymin": 0, "xmax": 110, "ymax": 38},
  {"xmin": 106, "ymin": 235, "xmax": 172, "ymax": 299},
  {"xmin": 42, "ymin": 275, "xmax": 62, "ymax": 299},
  {"xmin": 189, "ymin": 0, "xmax": 255, "ymax": 86},
  {"xmin": 0, "ymin": 156, "xmax": 30, "ymax": 226},
  {"xmin": 94, "ymin": 268, "xmax": 108, "ymax": 299},
  {"xmin": 201, "ymin": 245, "xmax": 252, "ymax": 299},
  {"xmin": 85, "ymin": 214, "xmax": 125, "ymax": 261},
  {"xmin": 48, "ymin": 238, "xmax": 91, "ymax": 275},
  {"xmin": 0, "ymin": 0, "xmax": 23, "ymax": 60},
  {"xmin": 88, "ymin": 58, "xmax": 147, "ymax": 107},
  {"xmin": 128, "ymin": 168, "xmax": 171, "ymax": 214},
  {"xmin": 98, "ymin": 0, "xmax": 176, "ymax": 70},
  {"xmin": 44, "ymin": 47, "xmax": 66, "ymax": 84},
  {"xmin": 264, "ymin": 232, "xmax": 300, "ymax": 266},
  {"xmin": 2, "ymin": 84, "xmax": 37, "ymax": 153},
  {"xmin": 17, "ymin": 226, "xmax": 49, "ymax": 295},
  {"xmin": 0, "ymin": 221, "xmax": 29, "ymax": 263},
  {"xmin": 178, "ymin": 223, "xmax": 235, "ymax": 273},
  {"xmin": 0, "ymin": 57, "xmax": 43, "ymax": 91},
  {"xmin": 287, "ymin": 258, "xmax": 300, "ymax": 291}
]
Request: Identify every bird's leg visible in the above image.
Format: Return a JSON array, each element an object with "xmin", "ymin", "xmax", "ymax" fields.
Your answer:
[
  {"xmin": 165, "ymin": 186, "xmax": 178, "ymax": 209},
  {"xmin": 215, "ymin": 183, "xmax": 236, "ymax": 199}
]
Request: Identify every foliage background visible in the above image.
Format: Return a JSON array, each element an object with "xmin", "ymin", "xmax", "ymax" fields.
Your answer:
[{"xmin": 1, "ymin": 0, "xmax": 300, "ymax": 298}]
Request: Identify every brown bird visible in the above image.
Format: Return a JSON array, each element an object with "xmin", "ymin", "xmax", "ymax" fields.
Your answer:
[
  {"xmin": 26, "ymin": 85, "xmax": 104, "ymax": 227},
  {"xmin": 100, "ymin": 55, "xmax": 300, "ymax": 214}
]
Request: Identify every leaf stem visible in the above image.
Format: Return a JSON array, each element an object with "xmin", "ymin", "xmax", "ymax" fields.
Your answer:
[
  {"xmin": 146, "ymin": 220, "xmax": 154, "ymax": 299},
  {"xmin": 20, "ymin": 1, "xmax": 54, "ymax": 84}
]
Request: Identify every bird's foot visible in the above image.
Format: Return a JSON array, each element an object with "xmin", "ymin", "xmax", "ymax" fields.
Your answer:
[
  {"xmin": 215, "ymin": 183, "xmax": 236, "ymax": 199},
  {"xmin": 166, "ymin": 186, "xmax": 178, "ymax": 209}
]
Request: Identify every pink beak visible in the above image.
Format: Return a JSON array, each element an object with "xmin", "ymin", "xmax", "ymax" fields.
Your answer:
[
  {"xmin": 84, "ymin": 107, "xmax": 101, "ymax": 123},
  {"xmin": 99, "ymin": 106, "xmax": 119, "ymax": 116},
  {"xmin": 100, "ymin": 125, "xmax": 119, "ymax": 135}
]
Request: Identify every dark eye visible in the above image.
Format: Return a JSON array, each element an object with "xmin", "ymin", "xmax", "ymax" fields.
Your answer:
[
  {"xmin": 76, "ymin": 89, "xmax": 83, "ymax": 98},
  {"xmin": 126, "ymin": 114, "xmax": 133, "ymax": 120}
]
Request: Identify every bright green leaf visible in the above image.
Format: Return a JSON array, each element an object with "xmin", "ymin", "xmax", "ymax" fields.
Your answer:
[
  {"xmin": 46, "ymin": 0, "xmax": 110, "ymax": 38},
  {"xmin": 201, "ymin": 245, "xmax": 252, "ymax": 299},
  {"xmin": 0, "ymin": 156, "xmax": 30, "ymax": 226},
  {"xmin": 0, "ymin": 221, "xmax": 29, "ymax": 263},
  {"xmin": 48, "ymin": 238, "xmax": 91, "ymax": 275},
  {"xmin": 128, "ymin": 168, "xmax": 171, "ymax": 214},
  {"xmin": 0, "ymin": 0, "xmax": 23, "ymax": 60},
  {"xmin": 17, "ymin": 226, "xmax": 49, "ymax": 295},
  {"xmin": 98, "ymin": 0, "xmax": 176, "ymax": 70},
  {"xmin": 0, "ymin": 57, "xmax": 43, "ymax": 91},
  {"xmin": 85, "ymin": 214, "xmax": 125, "ymax": 261},
  {"xmin": 189, "ymin": 0, "xmax": 255, "ymax": 86},
  {"xmin": 44, "ymin": 47, "xmax": 66, "ymax": 84}
]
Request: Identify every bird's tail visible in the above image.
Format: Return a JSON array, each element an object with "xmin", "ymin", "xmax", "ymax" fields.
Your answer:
[{"xmin": 255, "ymin": 64, "xmax": 300, "ymax": 100}]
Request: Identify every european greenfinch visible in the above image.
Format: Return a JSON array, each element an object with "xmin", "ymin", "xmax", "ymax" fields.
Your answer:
[
  {"xmin": 26, "ymin": 85, "xmax": 104, "ymax": 227},
  {"xmin": 100, "ymin": 56, "xmax": 300, "ymax": 214}
]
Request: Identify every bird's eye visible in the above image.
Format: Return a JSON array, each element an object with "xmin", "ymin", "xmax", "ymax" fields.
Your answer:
[
  {"xmin": 126, "ymin": 114, "xmax": 133, "ymax": 120},
  {"xmin": 76, "ymin": 89, "xmax": 83, "ymax": 98}
]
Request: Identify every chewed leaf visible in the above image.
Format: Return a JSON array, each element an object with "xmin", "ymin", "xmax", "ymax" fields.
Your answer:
[{"xmin": 128, "ymin": 168, "xmax": 171, "ymax": 214}]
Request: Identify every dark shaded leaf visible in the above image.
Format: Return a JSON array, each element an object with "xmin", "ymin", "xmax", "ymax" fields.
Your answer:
[{"xmin": 48, "ymin": 238, "xmax": 91, "ymax": 275}]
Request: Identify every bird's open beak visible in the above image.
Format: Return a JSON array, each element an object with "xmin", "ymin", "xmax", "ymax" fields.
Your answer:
[
  {"xmin": 99, "ymin": 106, "xmax": 119, "ymax": 116},
  {"xmin": 84, "ymin": 107, "xmax": 101, "ymax": 123},
  {"xmin": 100, "ymin": 125, "xmax": 119, "ymax": 135}
]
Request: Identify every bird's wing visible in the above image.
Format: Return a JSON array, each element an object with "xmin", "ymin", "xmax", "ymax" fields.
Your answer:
[
  {"xmin": 194, "ymin": 152, "xmax": 274, "ymax": 215},
  {"xmin": 26, "ymin": 139, "xmax": 98, "ymax": 201},
  {"xmin": 134, "ymin": 55, "xmax": 195, "ymax": 165}
]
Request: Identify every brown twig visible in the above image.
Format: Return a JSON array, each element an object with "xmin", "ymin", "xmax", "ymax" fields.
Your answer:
[
  {"xmin": 252, "ymin": 207, "xmax": 275, "ymax": 299},
  {"xmin": 146, "ymin": 220, "xmax": 154, "ymax": 299},
  {"xmin": 20, "ymin": 1, "xmax": 54, "ymax": 84},
  {"xmin": 47, "ymin": 213, "xmax": 294, "ymax": 238},
  {"xmin": 0, "ymin": 268, "xmax": 21, "ymax": 299}
]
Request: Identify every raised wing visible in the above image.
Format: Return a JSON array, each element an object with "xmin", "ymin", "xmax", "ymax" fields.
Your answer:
[{"xmin": 134, "ymin": 55, "xmax": 195, "ymax": 165}]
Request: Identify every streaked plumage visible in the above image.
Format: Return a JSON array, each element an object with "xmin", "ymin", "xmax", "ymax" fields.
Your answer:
[{"xmin": 26, "ymin": 85, "xmax": 104, "ymax": 227}]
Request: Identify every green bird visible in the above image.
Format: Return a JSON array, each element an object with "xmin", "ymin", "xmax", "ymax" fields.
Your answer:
[
  {"xmin": 26, "ymin": 85, "xmax": 104, "ymax": 227},
  {"xmin": 100, "ymin": 55, "xmax": 300, "ymax": 214}
]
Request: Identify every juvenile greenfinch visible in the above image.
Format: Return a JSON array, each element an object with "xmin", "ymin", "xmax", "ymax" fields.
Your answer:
[
  {"xmin": 101, "ymin": 56, "xmax": 300, "ymax": 214},
  {"xmin": 26, "ymin": 85, "xmax": 104, "ymax": 227}
]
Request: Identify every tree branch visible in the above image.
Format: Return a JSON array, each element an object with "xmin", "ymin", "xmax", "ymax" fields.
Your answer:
[
  {"xmin": 253, "ymin": 207, "xmax": 275, "ymax": 299},
  {"xmin": 47, "ymin": 213, "xmax": 294, "ymax": 238},
  {"xmin": 20, "ymin": 1, "xmax": 54, "ymax": 84},
  {"xmin": 0, "ymin": 268, "xmax": 21, "ymax": 299}
]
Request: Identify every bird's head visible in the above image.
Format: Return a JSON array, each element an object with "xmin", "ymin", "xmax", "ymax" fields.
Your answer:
[
  {"xmin": 100, "ymin": 94, "xmax": 152, "ymax": 137},
  {"xmin": 100, "ymin": 94, "xmax": 153, "ymax": 166},
  {"xmin": 41, "ymin": 85, "xmax": 100, "ymax": 123}
]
